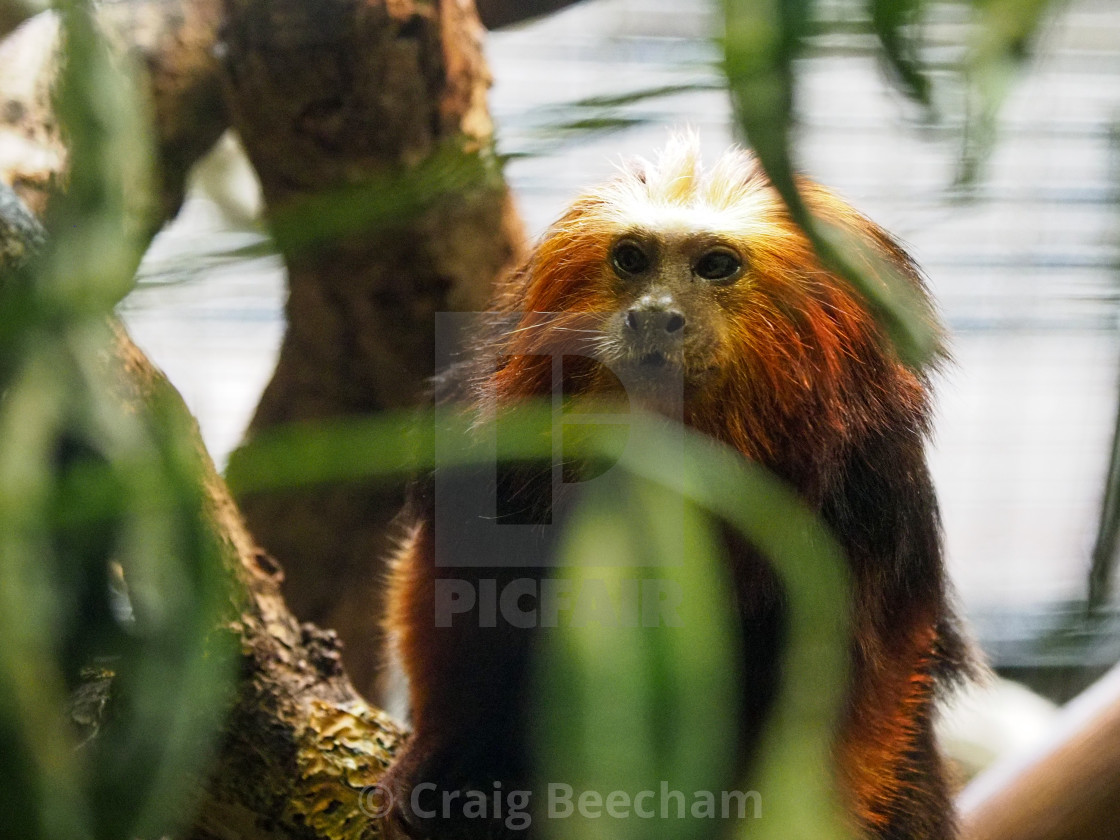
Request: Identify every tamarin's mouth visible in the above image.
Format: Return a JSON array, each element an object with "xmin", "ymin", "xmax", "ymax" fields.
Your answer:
[{"xmin": 639, "ymin": 351, "xmax": 668, "ymax": 368}]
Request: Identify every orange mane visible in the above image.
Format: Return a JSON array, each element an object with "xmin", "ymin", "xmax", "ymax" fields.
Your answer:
[{"xmin": 481, "ymin": 134, "xmax": 940, "ymax": 493}]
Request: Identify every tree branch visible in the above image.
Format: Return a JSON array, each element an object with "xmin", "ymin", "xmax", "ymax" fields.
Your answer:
[
  {"xmin": 958, "ymin": 662, "xmax": 1120, "ymax": 840},
  {"xmin": 0, "ymin": 3, "xmax": 413, "ymax": 835},
  {"xmin": 221, "ymin": 0, "xmax": 525, "ymax": 704},
  {"xmin": 0, "ymin": 0, "xmax": 228, "ymax": 220},
  {"xmin": 475, "ymin": 0, "xmax": 589, "ymax": 29},
  {"xmin": 111, "ymin": 327, "xmax": 405, "ymax": 840}
]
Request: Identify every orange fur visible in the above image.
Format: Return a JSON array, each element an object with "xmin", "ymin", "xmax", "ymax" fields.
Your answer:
[
  {"xmin": 382, "ymin": 134, "xmax": 970, "ymax": 840},
  {"xmin": 485, "ymin": 136, "xmax": 934, "ymax": 494}
]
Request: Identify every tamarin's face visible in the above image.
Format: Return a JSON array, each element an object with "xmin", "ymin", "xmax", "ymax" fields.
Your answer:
[
  {"xmin": 492, "ymin": 135, "xmax": 932, "ymax": 448},
  {"xmin": 592, "ymin": 226, "xmax": 748, "ymax": 393},
  {"xmin": 497, "ymin": 151, "xmax": 798, "ymax": 398}
]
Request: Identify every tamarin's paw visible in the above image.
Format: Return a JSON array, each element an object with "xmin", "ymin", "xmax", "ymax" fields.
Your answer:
[
  {"xmin": 379, "ymin": 749, "xmax": 435, "ymax": 839},
  {"xmin": 380, "ymin": 740, "xmax": 526, "ymax": 840}
]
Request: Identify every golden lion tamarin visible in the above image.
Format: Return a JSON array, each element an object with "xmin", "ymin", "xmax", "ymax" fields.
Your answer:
[{"xmin": 380, "ymin": 135, "xmax": 973, "ymax": 840}]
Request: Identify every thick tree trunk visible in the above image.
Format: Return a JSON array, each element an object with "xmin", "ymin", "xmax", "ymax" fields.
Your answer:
[
  {"xmin": 0, "ymin": 0, "xmax": 526, "ymax": 708},
  {"xmin": 0, "ymin": 1, "xmax": 412, "ymax": 835},
  {"xmin": 220, "ymin": 0, "xmax": 524, "ymax": 705},
  {"xmin": 0, "ymin": 0, "xmax": 523, "ymax": 834}
]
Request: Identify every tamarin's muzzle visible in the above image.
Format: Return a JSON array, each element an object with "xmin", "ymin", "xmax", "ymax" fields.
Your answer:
[{"xmin": 623, "ymin": 293, "xmax": 686, "ymax": 367}]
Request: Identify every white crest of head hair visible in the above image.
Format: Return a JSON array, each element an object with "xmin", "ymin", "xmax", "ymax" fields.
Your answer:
[{"xmin": 585, "ymin": 130, "xmax": 792, "ymax": 241}]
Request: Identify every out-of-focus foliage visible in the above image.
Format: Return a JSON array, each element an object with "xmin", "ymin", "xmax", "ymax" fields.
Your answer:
[
  {"xmin": 963, "ymin": 0, "xmax": 1063, "ymax": 183},
  {"xmin": 535, "ymin": 417, "xmax": 854, "ymax": 840},
  {"xmin": 1091, "ymin": 408, "xmax": 1120, "ymax": 607},
  {"xmin": 718, "ymin": 0, "xmax": 1071, "ymax": 833},
  {"xmin": 722, "ymin": 0, "xmax": 1064, "ymax": 367},
  {"xmin": 534, "ymin": 477, "xmax": 740, "ymax": 840},
  {"xmin": 0, "ymin": 1, "xmax": 1086, "ymax": 840},
  {"xmin": 0, "ymin": 2, "xmax": 235, "ymax": 839},
  {"xmin": 501, "ymin": 83, "xmax": 725, "ymax": 159},
  {"xmin": 722, "ymin": 0, "xmax": 939, "ymax": 367},
  {"xmin": 228, "ymin": 403, "xmax": 855, "ymax": 840},
  {"xmin": 265, "ymin": 142, "xmax": 506, "ymax": 255}
]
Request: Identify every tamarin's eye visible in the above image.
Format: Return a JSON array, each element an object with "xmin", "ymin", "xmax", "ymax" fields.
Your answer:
[
  {"xmin": 694, "ymin": 248, "xmax": 742, "ymax": 282},
  {"xmin": 611, "ymin": 240, "xmax": 651, "ymax": 276}
]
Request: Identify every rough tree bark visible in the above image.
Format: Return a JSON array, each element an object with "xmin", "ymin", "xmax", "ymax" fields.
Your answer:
[
  {"xmin": 115, "ymin": 327, "xmax": 406, "ymax": 840},
  {"xmin": 1, "ymin": 0, "xmax": 527, "ymax": 706},
  {"xmin": 0, "ymin": 0, "xmax": 521, "ymax": 835},
  {"xmin": 0, "ymin": 0, "xmax": 227, "ymax": 218},
  {"xmin": 221, "ymin": 0, "xmax": 524, "ymax": 705}
]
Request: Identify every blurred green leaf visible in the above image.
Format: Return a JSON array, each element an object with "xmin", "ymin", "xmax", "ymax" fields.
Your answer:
[
  {"xmin": 0, "ymin": 349, "xmax": 88, "ymax": 839},
  {"xmin": 267, "ymin": 142, "xmax": 503, "ymax": 255},
  {"xmin": 0, "ymin": 2, "xmax": 235, "ymax": 839},
  {"xmin": 870, "ymin": 0, "xmax": 933, "ymax": 108},
  {"xmin": 722, "ymin": 0, "xmax": 940, "ymax": 367},
  {"xmin": 609, "ymin": 420, "xmax": 855, "ymax": 840},
  {"xmin": 42, "ymin": 0, "xmax": 155, "ymax": 310},
  {"xmin": 227, "ymin": 405, "xmax": 855, "ymax": 840},
  {"xmin": 573, "ymin": 83, "xmax": 723, "ymax": 110},
  {"xmin": 227, "ymin": 410, "xmax": 432, "ymax": 496},
  {"xmin": 961, "ymin": 0, "xmax": 1062, "ymax": 183},
  {"xmin": 534, "ymin": 471, "xmax": 739, "ymax": 840},
  {"xmin": 722, "ymin": 0, "xmax": 802, "ymax": 208}
]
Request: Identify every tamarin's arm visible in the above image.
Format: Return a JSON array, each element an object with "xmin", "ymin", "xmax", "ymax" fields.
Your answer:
[
  {"xmin": 822, "ymin": 425, "xmax": 969, "ymax": 840},
  {"xmin": 381, "ymin": 477, "xmax": 542, "ymax": 837}
]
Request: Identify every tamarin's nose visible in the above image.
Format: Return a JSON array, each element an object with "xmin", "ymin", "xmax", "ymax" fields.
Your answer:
[{"xmin": 625, "ymin": 295, "xmax": 686, "ymax": 335}]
